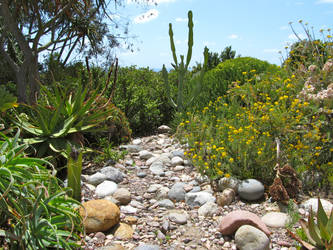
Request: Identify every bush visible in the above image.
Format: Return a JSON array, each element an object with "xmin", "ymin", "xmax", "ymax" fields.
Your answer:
[
  {"xmin": 0, "ymin": 130, "xmax": 82, "ymax": 249},
  {"xmin": 177, "ymin": 61, "xmax": 332, "ymax": 189},
  {"xmin": 112, "ymin": 66, "xmax": 174, "ymax": 136},
  {"xmin": 192, "ymin": 57, "xmax": 279, "ymax": 111}
]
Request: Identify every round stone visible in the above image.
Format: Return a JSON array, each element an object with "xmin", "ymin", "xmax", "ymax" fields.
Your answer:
[
  {"xmin": 235, "ymin": 225, "xmax": 270, "ymax": 250},
  {"xmin": 261, "ymin": 212, "xmax": 291, "ymax": 228},
  {"xmin": 238, "ymin": 179, "xmax": 264, "ymax": 201}
]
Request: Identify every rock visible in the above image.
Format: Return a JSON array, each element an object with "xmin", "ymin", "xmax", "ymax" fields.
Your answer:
[
  {"xmin": 123, "ymin": 216, "xmax": 138, "ymax": 225},
  {"xmin": 171, "ymin": 156, "xmax": 184, "ymax": 166},
  {"xmin": 86, "ymin": 172, "xmax": 108, "ymax": 186},
  {"xmin": 174, "ymin": 165, "xmax": 185, "ymax": 171},
  {"xmin": 100, "ymin": 167, "xmax": 125, "ymax": 183},
  {"xmin": 185, "ymin": 191, "xmax": 216, "ymax": 208},
  {"xmin": 147, "ymin": 184, "xmax": 162, "ymax": 193},
  {"xmin": 157, "ymin": 230, "xmax": 166, "ymax": 240},
  {"xmin": 134, "ymin": 244, "xmax": 160, "ymax": 250},
  {"xmin": 218, "ymin": 210, "xmax": 271, "ymax": 236},
  {"xmin": 217, "ymin": 188, "xmax": 235, "ymax": 207},
  {"xmin": 217, "ymin": 177, "xmax": 240, "ymax": 192},
  {"xmin": 300, "ymin": 198, "xmax": 333, "ymax": 215},
  {"xmin": 96, "ymin": 245, "xmax": 125, "ymax": 250},
  {"xmin": 146, "ymin": 156, "xmax": 159, "ymax": 166},
  {"xmin": 172, "ymin": 150, "xmax": 184, "ymax": 158},
  {"xmin": 157, "ymin": 125, "xmax": 171, "ymax": 134},
  {"xmin": 95, "ymin": 181, "xmax": 118, "ymax": 198},
  {"xmin": 238, "ymin": 179, "xmax": 265, "ymax": 201},
  {"xmin": 137, "ymin": 171, "xmax": 147, "ymax": 178},
  {"xmin": 161, "ymin": 220, "xmax": 169, "ymax": 233},
  {"xmin": 120, "ymin": 205, "xmax": 137, "ymax": 214},
  {"xmin": 104, "ymin": 196, "xmax": 121, "ymax": 206},
  {"xmin": 261, "ymin": 212, "xmax": 290, "ymax": 228},
  {"xmin": 139, "ymin": 150, "xmax": 154, "ymax": 160},
  {"xmin": 156, "ymin": 199, "xmax": 175, "ymax": 209},
  {"xmin": 132, "ymin": 138, "xmax": 142, "ymax": 145},
  {"xmin": 168, "ymin": 182, "xmax": 186, "ymax": 201},
  {"xmin": 112, "ymin": 188, "xmax": 131, "ymax": 205},
  {"xmin": 149, "ymin": 162, "xmax": 165, "ymax": 176},
  {"xmin": 198, "ymin": 201, "xmax": 219, "ymax": 217},
  {"xmin": 235, "ymin": 225, "xmax": 270, "ymax": 250},
  {"xmin": 119, "ymin": 144, "xmax": 143, "ymax": 153},
  {"xmin": 79, "ymin": 200, "xmax": 120, "ymax": 233},
  {"xmin": 113, "ymin": 223, "xmax": 134, "ymax": 240},
  {"xmin": 156, "ymin": 186, "xmax": 170, "ymax": 200},
  {"xmin": 168, "ymin": 211, "xmax": 188, "ymax": 225}
]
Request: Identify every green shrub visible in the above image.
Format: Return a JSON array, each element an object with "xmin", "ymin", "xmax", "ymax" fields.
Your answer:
[
  {"xmin": 192, "ymin": 57, "xmax": 279, "ymax": 111},
  {"xmin": 112, "ymin": 66, "xmax": 174, "ymax": 136},
  {"xmin": 178, "ymin": 63, "xmax": 332, "ymax": 188},
  {"xmin": 0, "ymin": 129, "xmax": 82, "ymax": 249}
]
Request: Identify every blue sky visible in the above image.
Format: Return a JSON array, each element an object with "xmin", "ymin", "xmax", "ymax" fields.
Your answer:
[{"xmin": 114, "ymin": 0, "xmax": 333, "ymax": 69}]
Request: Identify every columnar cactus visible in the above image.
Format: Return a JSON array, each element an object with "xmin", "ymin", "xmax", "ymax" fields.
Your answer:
[{"xmin": 162, "ymin": 10, "xmax": 208, "ymax": 113}]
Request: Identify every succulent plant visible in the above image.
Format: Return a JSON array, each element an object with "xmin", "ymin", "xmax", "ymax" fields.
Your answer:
[{"xmin": 288, "ymin": 197, "xmax": 333, "ymax": 250}]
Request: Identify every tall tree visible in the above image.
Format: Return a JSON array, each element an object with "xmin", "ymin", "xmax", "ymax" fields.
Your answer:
[{"xmin": 0, "ymin": 0, "xmax": 145, "ymax": 103}]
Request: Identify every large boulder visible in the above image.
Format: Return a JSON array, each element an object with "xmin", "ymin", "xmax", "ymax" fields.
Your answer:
[
  {"xmin": 238, "ymin": 179, "xmax": 264, "ymax": 201},
  {"xmin": 80, "ymin": 200, "xmax": 120, "ymax": 233}
]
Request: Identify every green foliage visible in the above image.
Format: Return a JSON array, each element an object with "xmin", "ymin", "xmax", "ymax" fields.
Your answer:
[
  {"xmin": 193, "ymin": 57, "xmax": 279, "ymax": 111},
  {"xmin": 177, "ymin": 60, "xmax": 332, "ymax": 186},
  {"xmin": 0, "ymin": 85, "xmax": 18, "ymax": 113},
  {"xmin": 112, "ymin": 66, "xmax": 173, "ymax": 136},
  {"xmin": 0, "ymin": 129, "xmax": 82, "ymax": 249},
  {"xmin": 298, "ymin": 198, "xmax": 333, "ymax": 249},
  {"xmin": 162, "ymin": 10, "xmax": 209, "ymax": 113},
  {"xmin": 91, "ymin": 137, "xmax": 128, "ymax": 164},
  {"xmin": 67, "ymin": 146, "xmax": 82, "ymax": 202},
  {"xmin": 12, "ymin": 78, "xmax": 114, "ymax": 167}
]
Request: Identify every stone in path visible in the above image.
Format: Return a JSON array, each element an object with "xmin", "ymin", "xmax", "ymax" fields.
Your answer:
[
  {"xmin": 100, "ymin": 166, "xmax": 125, "ymax": 183},
  {"xmin": 238, "ymin": 179, "xmax": 265, "ymax": 201},
  {"xmin": 134, "ymin": 244, "xmax": 160, "ymax": 250},
  {"xmin": 218, "ymin": 210, "xmax": 271, "ymax": 236},
  {"xmin": 168, "ymin": 211, "xmax": 188, "ymax": 225},
  {"xmin": 216, "ymin": 188, "xmax": 235, "ymax": 207},
  {"xmin": 198, "ymin": 201, "xmax": 219, "ymax": 217},
  {"xmin": 95, "ymin": 180, "xmax": 118, "ymax": 198},
  {"xmin": 185, "ymin": 191, "xmax": 216, "ymax": 208},
  {"xmin": 79, "ymin": 200, "xmax": 120, "ymax": 233},
  {"xmin": 112, "ymin": 188, "xmax": 131, "ymax": 205},
  {"xmin": 112, "ymin": 223, "xmax": 134, "ymax": 240},
  {"xmin": 235, "ymin": 225, "xmax": 270, "ymax": 250},
  {"xmin": 168, "ymin": 182, "xmax": 186, "ymax": 201},
  {"xmin": 261, "ymin": 212, "xmax": 290, "ymax": 228}
]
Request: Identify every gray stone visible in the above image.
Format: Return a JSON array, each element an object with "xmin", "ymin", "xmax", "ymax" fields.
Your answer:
[
  {"xmin": 261, "ymin": 212, "xmax": 290, "ymax": 228},
  {"xmin": 172, "ymin": 150, "xmax": 184, "ymax": 158},
  {"xmin": 156, "ymin": 186, "xmax": 170, "ymax": 200},
  {"xmin": 147, "ymin": 184, "xmax": 162, "ymax": 193},
  {"xmin": 171, "ymin": 156, "xmax": 184, "ymax": 166},
  {"xmin": 157, "ymin": 230, "xmax": 166, "ymax": 240},
  {"xmin": 100, "ymin": 166, "xmax": 125, "ymax": 183},
  {"xmin": 95, "ymin": 180, "xmax": 118, "ymax": 198},
  {"xmin": 156, "ymin": 199, "xmax": 175, "ymax": 209},
  {"xmin": 168, "ymin": 212, "xmax": 188, "ymax": 225},
  {"xmin": 119, "ymin": 144, "xmax": 143, "ymax": 153},
  {"xmin": 168, "ymin": 182, "xmax": 186, "ymax": 201},
  {"xmin": 198, "ymin": 201, "xmax": 219, "ymax": 217},
  {"xmin": 174, "ymin": 165, "xmax": 185, "ymax": 171},
  {"xmin": 132, "ymin": 138, "xmax": 142, "ymax": 145},
  {"xmin": 137, "ymin": 171, "xmax": 147, "ymax": 178},
  {"xmin": 112, "ymin": 188, "xmax": 131, "ymax": 205},
  {"xmin": 185, "ymin": 191, "xmax": 216, "ymax": 208},
  {"xmin": 157, "ymin": 125, "xmax": 171, "ymax": 134},
  {"xmin": 189, "ymin": 186, "xmax": 201, "ymax": 193},
  {"xmin": 238, "ymin": 179, "xmax": 264, "ymax": 201},
  {"xmin": 217, "ymin": 177, "xmax": 240, "ymax": 192},
  {"xmin": 146, "ymin": 156, "xmax": 158, "ymax": 166},
  {"xmin": 134, "ymin": 244, "xmax": 160, "ymax": 250},
  {"xmin": 86, "ymin": 172, "xmax": 108, "ymax": 186},
  {"xmin": 139, "ymin": 150, "xmax": 154, "ymax": 160},
  {"xmin": 235, "ymin": 225, "xmax": 270, "ymax": 250},
  {"xmin": 120, "ymin": 205, "xmax": 137, "ymax": 214},
  {"xmin": 149, "ymin": 162, "xmax": 165, "ymax": 176}
]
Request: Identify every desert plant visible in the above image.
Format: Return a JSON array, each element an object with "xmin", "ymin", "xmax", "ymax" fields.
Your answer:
[
  {"xmin": 67, "ymin": 145, "xmax": 82, "ymax": 202},
  {"xmin": 288, "ymin": 198, "xmax": 333, "ymax": 250},
  {"xmin": 162, "ymin": 10, "xmax": 209, "ymax": 113},
  {"xmin": 0, "ymin": 129, "xmax": 83, "ymax": 249}
]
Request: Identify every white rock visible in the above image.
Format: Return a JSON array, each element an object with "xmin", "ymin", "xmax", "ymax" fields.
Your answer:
[
  {"xmin": 139, "ymin": 150, "xmax": 154, "ymax": 160},
  {"xmin": 87, "ymin": 172, "xmax": 108, "ymax": 186},
  {"xmin": 300, "ymin": 198, "xmax": 333, "ymax": 215},
  {"xmin": 198, "ymin": 202, "xmax": 219, "ymax": 217},
  {"xmin": 132, "ymin": 138, "xmax": 142, "ymax": 145},
  {"xmin": 95, "ymin": 180, "xmax": 118, "ymax": 198},
  {"xmin": 235, "ymin": 225, "xmax": 270, "ymax": 250},
  {"xmin": 120, "ymin": 205, "xmax": 137, "ymax": 214},
  {"xmin": 261, "ymin": 212, "xmax": 290, "ymax": 228},
  {"xmin": 171, "ymin": 156, "xmax": 184, "ymax": 166}
]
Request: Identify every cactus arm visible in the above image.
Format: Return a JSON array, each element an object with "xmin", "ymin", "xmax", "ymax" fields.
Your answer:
[
  {"xmin": 169, "ymin": 23, "xmax": 178, "ymax": 68},
  {"xmin": 162, "ymin": 64, "xmax": 177, "ymax": 108},
  {"xmin": 185, "ymin": 10, "xmax": 193, "ymax": 70}
]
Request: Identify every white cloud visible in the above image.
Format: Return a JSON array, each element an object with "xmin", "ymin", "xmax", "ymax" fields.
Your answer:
[
  {"xmin": 228, "ymin": 34, "xmax": 239, "ymax": 39},
  {"xmin": 316, "ymin": 0, "xmax": 333, "ymax": 3},
  {"xmin": 263, "ymin": 48, "xmax": 279, "ymax": 53},
  {"xmin": 175, "ymin": 17, "xmax": 187, "ymax": 22},
  {"xmin": 134, "ymin": 9, "xmax": 159, "ymax": 24}
]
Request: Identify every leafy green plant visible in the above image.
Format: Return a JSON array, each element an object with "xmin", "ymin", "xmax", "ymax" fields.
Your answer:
[
  {"xmin": 0, "ymin": 129, "xmax": 83, "ymax": 249},
  {"xmin": 288, "ymin": 198, "xmax": 333, "ymax": 250},
  {"xmin": 0, "ymin": 85, "xmax": 18, "ymax": 113},
  {"xmin": 162, "ymin": 10, "xmax": 209, "ymax": 113},
  {"xmin": 67, "ymin": 146, "xmax": 82, "ymax": 202}
]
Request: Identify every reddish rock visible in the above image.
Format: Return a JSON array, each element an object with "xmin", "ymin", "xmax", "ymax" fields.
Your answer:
[{"xmin": 218, "ymin": 210, "xmax": 271, "ymax": 236}]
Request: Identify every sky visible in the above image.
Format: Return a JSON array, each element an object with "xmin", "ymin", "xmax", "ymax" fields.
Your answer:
[{"xmin": 112, "ymin": 0, "xmax": 333, "ymax": 70}]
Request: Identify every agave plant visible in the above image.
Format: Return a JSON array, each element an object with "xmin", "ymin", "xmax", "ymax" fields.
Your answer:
[
  {"xmin": 288, "ymin": 197, "xmax": 333, "ymax": 250},
  {"xmin": 0, "ymin": 129, "xmax": 83, "ymax": 249}
]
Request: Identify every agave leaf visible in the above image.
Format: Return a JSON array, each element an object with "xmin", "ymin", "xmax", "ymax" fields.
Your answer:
[
  {"xmin": 287, "ymin": 228, "xmax": 317, "ymax": 250},
  {"xmin": 52, "ymin": 116, "xmax": 76, "ymax": 137},
  {"xmin": 23, "ymin": 137, "xmax": 46, "ymax": 145},
  {"xmin": 318, "ymin": 220, "xmax": 331, "ymax": 242},
  {"xmin": 300, "ymin": 218, "xmax": 317, "ymax": 246},
  {"xmin": 308, "ymin": 210, "xmax": 325, "ymax": 247},
  {"xmin": 317, "ymin": 198, "xmax": 328, "ymax": 226},
  {"xmin": 49, "ymin": 139, "xmax": 68, "ymax": 153}
]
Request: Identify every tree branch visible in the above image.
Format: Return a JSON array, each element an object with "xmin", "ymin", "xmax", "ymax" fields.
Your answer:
[{"xmin": 0, "ymin": 38, "xmax": 19, "ymax": 73}]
